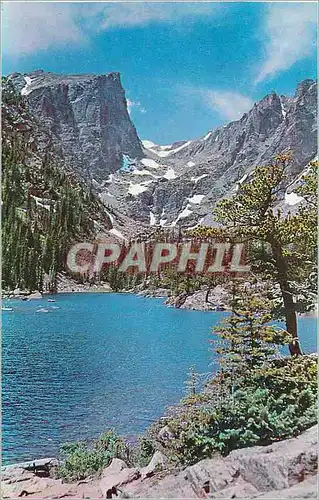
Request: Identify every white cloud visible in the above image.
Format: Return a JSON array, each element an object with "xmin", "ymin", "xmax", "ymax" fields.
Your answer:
[
  {"xmin": 202, "ymin": 90, "xmax": 254, "ymax": 121},
  {"xmin": 2, "ymin": 1, "xmax": 220, "ymax": 56},
  {"xmin": 127, "ymin": 99, "xmax": 146, "ymax": 115},
  {"xmin": 255, "ymin": 3, "xmax": 317, "ymax": 84},
  {"xmin": 94, "ymin": 3, "xmax": 216, "ymax": 30},
  {"xmin": 2, "ymin": 2, "xmax": 85, "ymax": 56}
]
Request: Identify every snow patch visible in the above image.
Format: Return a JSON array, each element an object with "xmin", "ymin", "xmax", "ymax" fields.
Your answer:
[
  {"xmin": 178, "ymin": 205, "xmax": 193, "ymax": 219},
  {"xmin": 142, "ymin": 140, "xmax": 157, "ymax": 149},
  {"xmin": 21, "ymin": 76, "xmax": 33, "ymax": 96},
  {"xmin": 187, "ymin": 161, "xmax": 196, "ymax": 167},
  {"xmin": 279, "ymin": 96, "xmax": 287, "ymax": 119},
  {"xmin": 157, "ymin": 141, "xmax": 192, "ymax": 158},
  {"xmin": 188, "ymin": 194, "xmax": 205, "ymax": 204},
  {"xmin": 172, "ymin": 204, "xmax": 193, "ymax": 225},
  {"xmin": 105, "ymin": 210, "xmax": 114, "ymax": 224},
  {"xmin": 202, "ymin": 132, "xmax": 212, "ymax": 141},
  {"xmin": 285, "ymin": 192, "xmax": 304, "ymax": 206},
  {"xmin": 150, "ymin": 211, "xmax": 156, "ymax": 226},
  {"xmin": 163, "ymin": 168, "xmax": 176, "ymax": 180},
  {"xmin": 109, "ymin": 228, "xmax": 125, "ymax": 240},
  {"xmin": 238, "ymin": 173, "xmax": 248, "ymax": 184},
  {"xmin": 141, "ymin": 158, "xmax": 159, "ymax": 169},
  {"xmin": 234, "ymin": 173, "xmax": 249, "ymax": 192},
  {"xmin": 128, "ymin": 183, "xmax": 149, "ymax": 196},
  {"xmin": 191, "ymin": 174, "xmax": 208, "ymax": 184}
]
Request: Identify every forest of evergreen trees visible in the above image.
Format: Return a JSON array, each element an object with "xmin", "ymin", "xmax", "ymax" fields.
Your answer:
[{"xmin": 2, "ymin": 78, "xmax": 111, "ymax": 292}]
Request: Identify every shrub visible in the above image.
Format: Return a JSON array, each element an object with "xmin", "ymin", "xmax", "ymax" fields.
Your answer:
[
  {"xmin": 56, "ymin": 430, "xmax": 129, "ymax": 482},
  {"xmin": 149, "ymin": 356, "xmax": 317, "ymax": 466}
]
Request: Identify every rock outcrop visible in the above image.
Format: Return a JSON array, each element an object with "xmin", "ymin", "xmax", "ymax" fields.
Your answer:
[
  {"xmin": 90, "ymin": 79, "xmax": 317, "ymax": 228},
  {"xmin": 165, "ymin": 285, "xmax": 229, "ymax": 311},
  {"xmin": 8, "ymin": 71, "xmax": 317, "ymax": 232},
  {"xmin": 137, "ymin": 80, "xmax": 317, "ymax": 227},
  {"xmin": 2, "ymin": 426, "xmax": 317, "ymax": 499},
  {"xmin": 9, "ymin": 70, "xmax": 143, "ymax": 181}
]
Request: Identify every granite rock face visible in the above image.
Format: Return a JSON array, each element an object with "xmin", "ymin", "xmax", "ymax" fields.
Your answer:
[
  {"xmin": 94, "ymin": 78, "xmax": 317, "ymax": 228},
  {"xmin": 9, "ymin": 70, "xmax": 143, "ymax": 182},
  {"xmin": 2, "ymin": 426, "xmax": 317, "ymax": 499},
  {"xmin": 139, "ymin": 79, "xmax": 317, "ymax": 227},
  {"xmin": 9, "ymin": 72, "xmax": 317, "ymax": 231}
]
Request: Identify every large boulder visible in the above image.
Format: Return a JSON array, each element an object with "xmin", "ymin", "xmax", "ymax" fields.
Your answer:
[
  {"xmin": 122, "ymin": 425, "xmax": 318, "ymax": 498},
  {"xmin": 228, "ymin": 424, "xmax": 318, "ymax": 492},
  {"xmin": 140, "ymin": 451, "xmax": 167, "ymax": 479},
  {"xmin": 100, "ymin": 469, "xmax": 140, "ymax": 498},
  {"xmin": 28, "ymin": 291, "xmax": 43, "ymax": 300}
]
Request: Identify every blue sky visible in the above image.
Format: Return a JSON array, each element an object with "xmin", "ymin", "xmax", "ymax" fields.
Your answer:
[{"xmin": 2, "ymin": 1, "xmax": 317, "ymax": 144}]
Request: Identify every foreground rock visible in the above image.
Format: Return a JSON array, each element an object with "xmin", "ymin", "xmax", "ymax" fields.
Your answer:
[{"xmin": 2, "ymin": 426, "xmax": 317, "ymax": 499}]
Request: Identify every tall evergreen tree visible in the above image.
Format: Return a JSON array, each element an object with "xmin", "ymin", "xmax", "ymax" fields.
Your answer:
[{"xmin": 195, "ymin": 155, "xmax": 318, "ymax": 355}]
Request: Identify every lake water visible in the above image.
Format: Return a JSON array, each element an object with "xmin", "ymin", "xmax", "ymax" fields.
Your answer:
[{"xmin": 2, "ymin": 293, "xmax": 317, "ymax": 464}]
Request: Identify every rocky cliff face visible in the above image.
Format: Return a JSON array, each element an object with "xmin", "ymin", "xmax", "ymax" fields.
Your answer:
[
  {"xmin": 2, "ymin": 77, "xmax": 122, "ymax": 291},
  {"xmin": 130, "ymin": 79, "xmax": 317, "ymax": 227},
  {"xmin": 9, "ymin": 72, "xmax": 317, "ymax": 231},
  {"xmin": 9, "ymin": 70, "xmax": 143, "ymax": 182},
  {"xmin": 88, "ymin": 78, "xmax": 317, "ymax": 228}
]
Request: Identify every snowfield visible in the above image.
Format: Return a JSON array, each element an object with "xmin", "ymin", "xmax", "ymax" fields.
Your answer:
[
  {"xmin": 188, "ymin": 194, "xmax": 205, "ymax": 204},
  {"xmin": 163, "ymin": 168, "xmax": 176, "ymax": 180},
  {"xmin": 141, "ymin": 158, "xmax": 159, "ymax": 169},
  {"xmin": 128, "ymin": 183, "xmax": 149, "ymax": 196},
  {"xmin": 285, "ymin": 192, "xmax": 304, "ymax": 206}
]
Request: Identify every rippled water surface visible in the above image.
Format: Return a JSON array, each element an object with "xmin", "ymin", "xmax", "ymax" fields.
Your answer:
[{"xmin": 2, "ymin": 293, "xmax": 317, "ymax": 464}]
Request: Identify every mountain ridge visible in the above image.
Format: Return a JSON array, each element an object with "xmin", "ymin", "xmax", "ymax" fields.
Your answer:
[
  {"xmin": 9, "ymin": 70, "xmax": 143, "ymax": 182},
  {"xmin": 100, "ymin": 77, "xmax": 317, "ymax": 227},
  {"xmin": 8, "ymin": 71, "xmax": 317, "ymax": 231}
]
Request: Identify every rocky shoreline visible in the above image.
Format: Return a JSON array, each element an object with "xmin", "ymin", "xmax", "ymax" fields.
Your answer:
[
  {"xmin": 2, "ymin": 280, "xmax": 228, "ymax": 312},
  {"xmin": 164, "ymin": 286, "xmax": 230, "ymax": 312},
  {"xmin": 2, "ymin": 282, "xmax": 113, "ymax": 300},
  {"xmin": 3, "ymin": 281, "xmax": 317, "ymax": 317},
  {"xmin": 130, "ymin": 282, "xmax": 231, "ymax": 311},
  {"xmin": 2, "ymin": 425, "xmax": 318, "ymax": 499}
]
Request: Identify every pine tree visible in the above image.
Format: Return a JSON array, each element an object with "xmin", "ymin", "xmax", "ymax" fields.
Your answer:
[
  {"xmin": 194, "ymin": 155, "xmax": 318, "ymax": 355},
  {"xmin": 211, "ymin": 279, "xmax": 292, "ymax": 397}
]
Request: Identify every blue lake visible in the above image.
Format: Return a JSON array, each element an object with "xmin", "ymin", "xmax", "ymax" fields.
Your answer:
[{"xmin": 2, "ymin": 293, "xmax": 317, "ymax": 464}]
